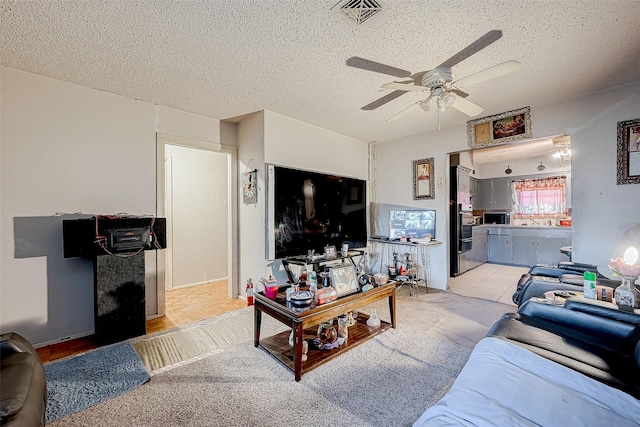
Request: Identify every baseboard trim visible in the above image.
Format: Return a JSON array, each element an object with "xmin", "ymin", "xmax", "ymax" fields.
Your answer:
[{"xmin": 34, "ymin": 330, "xmax": 94, "ymax": 349}]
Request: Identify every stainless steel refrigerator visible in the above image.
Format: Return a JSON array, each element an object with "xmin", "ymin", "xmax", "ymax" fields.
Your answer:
[{"xmin": 449, "ymin": 165, "xmax": 474, "ymax": 276}]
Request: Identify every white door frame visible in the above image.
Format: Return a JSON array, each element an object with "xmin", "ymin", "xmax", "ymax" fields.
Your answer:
[{"xmin": 155, "ymin": 133, "xmax": 238, "ymax": 317}]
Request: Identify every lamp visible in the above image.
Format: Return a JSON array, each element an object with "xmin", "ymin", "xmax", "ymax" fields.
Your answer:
[{"xmin": 604, "ymin": 224, "xmax": 640, "ymax": 309}]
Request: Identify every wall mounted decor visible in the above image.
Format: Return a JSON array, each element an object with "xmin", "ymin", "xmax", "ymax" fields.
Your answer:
[
  {"xmin": 413, "ymin": 158, "xmax": 435, "ymax": 200},
  {"xmin": 617, "ymin": 117, "xmax": 640, "ymax": 185},
  {"xmin": 467, "ymin": 106, "xmax": 532, "ymax": 148},
  {"xmin": 242, "ymin": 169, "xmax": 257, "ymax": 204}
]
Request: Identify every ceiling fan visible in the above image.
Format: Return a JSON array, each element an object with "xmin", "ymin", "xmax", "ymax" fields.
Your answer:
[{"xmin": 346, "ymin": 30, "xmax": 521, "ymax": 124}]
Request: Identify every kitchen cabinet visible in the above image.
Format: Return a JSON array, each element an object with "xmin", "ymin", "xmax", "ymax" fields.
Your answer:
[
  {"xmin": 477, "ymin": 178, "xmax": 513, "ymax": 210},
  {"xmin": 488, "ymin": 229, "xmax": 513, "ymax": 264},
  {"xmin": 471, "ymin": 226, "xmax": 488, "ymax": 266},
  {"xmin": 492, "ymin": 178, "xmax": 513, "ymax": 210},
  {"xmin": 478, "ymin": 179, "xmax": 494, "ymax": 210},
  {"xmin": 487, "ymin": 226, "xmax": 572, "ymax": 267}
]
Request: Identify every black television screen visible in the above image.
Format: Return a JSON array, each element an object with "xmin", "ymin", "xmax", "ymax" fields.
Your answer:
[
  {"xmin": 389, "ymin": 210, "xmax": 436, "ymax": 240},
  {"xmin": 271, "ymin": 166, "xmax": 367, "ymax": 259}
]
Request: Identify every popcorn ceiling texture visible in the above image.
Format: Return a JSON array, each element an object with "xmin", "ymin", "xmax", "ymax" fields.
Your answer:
[{"xmin": 1, "ymin": 0, "xmax": 639, "ymax": 143}]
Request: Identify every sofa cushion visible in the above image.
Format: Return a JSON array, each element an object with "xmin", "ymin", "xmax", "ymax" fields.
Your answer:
[
  {"xmin": 487, "ymin": 315, "xmax": 640, "ymax": 398},
  {"xmin": 414, "ymin": 337, "xmax": 640, "ymax": 427},
  {"xmin": 0, "ymin": 353, "xmax": 35, "ymax": 421}
]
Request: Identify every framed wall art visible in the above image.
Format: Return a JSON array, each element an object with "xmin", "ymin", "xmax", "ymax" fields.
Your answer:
[
  {"xmin": 324, "ymin": 245, "xmax": 337, "ymax": 259},
  {"xmin": 413, "ymin": 158, "xmax": 435, "ymax": 200},
  {"xmin": 617, "ymin": 117, "xmax": 640, "ymax": 185},
  {"xmin": 467, "ymin": 106, "xmax": 532, "ymax": 149},
  {"xmin": 242, "ymin": 169, "xmax": 257, "ymax": 204}
]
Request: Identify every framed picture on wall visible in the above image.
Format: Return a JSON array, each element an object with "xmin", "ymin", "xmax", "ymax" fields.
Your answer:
[
  {"xmin": 467, "ymin": 106, "xmax": 532, "ymax": 149},
  {"xmin": 413, "ymin": 158, "xmax": 435, "ymax": 200},
  {"xmin": 617, "ymin": 117, "xmax": 640, "ymax": 185}
]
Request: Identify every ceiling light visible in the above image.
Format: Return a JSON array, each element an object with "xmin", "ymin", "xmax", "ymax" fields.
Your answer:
[
  {"xmin": 537, "ymin": 162, "xmax": 546, "ymax": 171},
  {"xmin": 441, "ymin": 92, "xmax": 456, "ymax": 107},
  {"xmin": 552, "ymin": 136, "xmax": 571, "ymax": 158}
]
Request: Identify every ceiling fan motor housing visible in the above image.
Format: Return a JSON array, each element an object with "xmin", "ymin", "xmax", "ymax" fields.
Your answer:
[{"xmin": 421, "ymin": 67, "xmax": 453, "ymax": 88}]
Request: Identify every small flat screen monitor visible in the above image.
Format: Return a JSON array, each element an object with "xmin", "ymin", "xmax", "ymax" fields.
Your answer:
[{"xmin": 389, "ymin": 210, "xmax": 436, "ymax": 240}]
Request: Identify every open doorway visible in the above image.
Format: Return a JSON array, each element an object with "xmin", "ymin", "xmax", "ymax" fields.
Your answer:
[{"xmin": 155, "ymin": 134, "xmax": 240, "ymax": 324}]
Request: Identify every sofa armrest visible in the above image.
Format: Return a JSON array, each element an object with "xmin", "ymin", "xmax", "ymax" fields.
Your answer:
[
  {"xmin": 556, "ymin": 261, "xmax": 599, "ymax": 274},
  {"xmin": 528, "ymin": 265, "xmax": 583, "ymax": 277},
  {"xmin": 563, "ymin": 297, "xmax": 640, "ymax": 325},
  {"xmin": 517, "ymin": 299, "xmax": 638, "ymax": 349}
]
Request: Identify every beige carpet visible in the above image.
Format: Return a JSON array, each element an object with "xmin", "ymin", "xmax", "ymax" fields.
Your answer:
[{"xmin": 50, "ymin": 288, "xmax": 515, "ymax": 427}]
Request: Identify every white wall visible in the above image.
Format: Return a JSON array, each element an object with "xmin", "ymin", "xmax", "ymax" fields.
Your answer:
[
  {"xmin": 264, "ymin": 111, "xmax": 368, "ymax": 180},
  {"xmin": 237, "ymin": 112, "xmax": 267, "ymax": 293},
  {"xmin": 477, "ymin": 154, "xmax": 571, "ymax": 179},
  {"xmin": 372, "ymin": 126, "xmax": 460, "ymax": 289},
  {"xmin": 165, "ymin": 145, "xmax": 228, "ymax": 288},
  {"xmin": 375, "ymin": 80, "xmax": 640, "ymax": 289},
  {"xmin": 0, "ymin": 67, "xmax": 220, "ymax": 346},
  {"xmin": 235, "ymin": 110, "xmax": 369, "ymax": 291}
]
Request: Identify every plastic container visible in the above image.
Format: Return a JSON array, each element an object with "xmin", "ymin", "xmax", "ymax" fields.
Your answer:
[
  {"xmin": 264, "ymin": 282, "xmax": 279, "ymax": 299},
  {"xmin": 583, "ymin": 271, "xmax": 597, "ymax": 299}
]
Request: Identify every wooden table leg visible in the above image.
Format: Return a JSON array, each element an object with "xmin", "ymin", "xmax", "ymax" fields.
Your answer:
[
  {"xmin": 389, "ymin": 288, "xmax": 397, "ymax": 328},
  {"xmin": 294, "ymin": 322, "xmax": 303, "ymax": 381},
  {"xmin": 254, "ymin": 304, "xmax": 262, "ymax": 347}
]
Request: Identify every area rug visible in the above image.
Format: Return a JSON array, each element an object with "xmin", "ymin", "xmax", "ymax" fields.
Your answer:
[
  {"xmin": 47, "ymin": 290, "xmax": 514, "ymax": 426},
  {"xmin": 44, "ymin": 341, "xmax": 151, "ymax": 423},
  {"xmin": 132, "ymin": 307, "xmax": 287, "ymax": 374}
]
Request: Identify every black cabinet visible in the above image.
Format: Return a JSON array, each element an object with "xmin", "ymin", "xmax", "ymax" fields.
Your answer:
[{"xmin": 63, "ymin": 216, "xmax": 166, "ymax": 345}]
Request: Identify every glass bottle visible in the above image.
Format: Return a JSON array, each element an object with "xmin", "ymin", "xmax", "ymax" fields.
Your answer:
[
  {"xmin": 337, "ymin": 315, "xmax": 349, "ymax": 343},
  {"xmin": 366, "ymin": 309, "xmax": 381, "ymax": 327},
  {"xmin": 614, "ymin": 276, "xmax": 640, "ymax": 309}
]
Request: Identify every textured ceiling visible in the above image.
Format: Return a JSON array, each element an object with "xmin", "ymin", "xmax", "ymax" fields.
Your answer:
[{"xmin": 2, "ymin": 1, "xmax": 640, "ymax": 144}]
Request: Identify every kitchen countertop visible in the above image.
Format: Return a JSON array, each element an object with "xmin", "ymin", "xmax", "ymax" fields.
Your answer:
[{"xmin": 473, "ymin": 224, "xmax": 572, "ymax": 230}]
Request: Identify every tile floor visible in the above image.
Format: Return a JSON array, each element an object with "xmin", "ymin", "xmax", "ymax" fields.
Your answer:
[{"xmin": 448, "ymin": 263, "xmax": 529, "ymax": 306}]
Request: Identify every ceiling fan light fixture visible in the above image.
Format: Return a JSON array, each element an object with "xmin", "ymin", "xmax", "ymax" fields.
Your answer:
[{"xmin": 441, "ymin": 91, "xmax": 456, "ymax": 107}]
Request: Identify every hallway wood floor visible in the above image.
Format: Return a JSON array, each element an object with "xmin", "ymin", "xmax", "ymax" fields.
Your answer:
[{"xmin": 36, "ymin": 280, "xmax": 245, "ymax": 363}]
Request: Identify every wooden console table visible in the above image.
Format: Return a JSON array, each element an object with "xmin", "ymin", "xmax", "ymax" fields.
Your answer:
[{"xmin": 254, "ymin": 282, "xmax": 396, "ymax": 381}]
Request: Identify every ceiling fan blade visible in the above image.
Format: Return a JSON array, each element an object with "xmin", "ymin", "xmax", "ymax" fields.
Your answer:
[
  {"xmin": 361, "ymin": 90, "xmax": 407, "ymax": 110},
  {"xmin": 450, "ymin": 96, "xmax": 484, "ymax": 117},
  {"xmin": 346, "ymin": 57, "xmax": 412, "ymax": 78},
  {"xmin": 437, "ymin": 30, "xmax": 503, "ymax": 68},
  {"xmin": 449, "ymin": 88, "xmax": 469, "ymax": 98},
  {"xmin": 380, "ymin": 82, "xmax": 428, "ymax": 92},
  {"xmin": 453, "ymin": 60, "xmax": 521, "ymax": 88},
  {"xmin": 386, "ymin": 101, "xmax": 423, "ymax": 122}
]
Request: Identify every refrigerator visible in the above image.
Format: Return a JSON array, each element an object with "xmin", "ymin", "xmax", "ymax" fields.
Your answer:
[{"xmin": 449, "ymin": 165, "xmax": 474, "ymax": 276}]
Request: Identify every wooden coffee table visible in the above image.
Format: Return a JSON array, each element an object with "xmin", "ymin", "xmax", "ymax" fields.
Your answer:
[{"xmin": 254, "ymin": 282, "xmax": 396, "ymax": 381}]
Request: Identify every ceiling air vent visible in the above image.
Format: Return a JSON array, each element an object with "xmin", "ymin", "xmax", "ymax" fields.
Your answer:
[{"xmin": 338, "ymin": 0, "xmax": 382, "ymax": 25}]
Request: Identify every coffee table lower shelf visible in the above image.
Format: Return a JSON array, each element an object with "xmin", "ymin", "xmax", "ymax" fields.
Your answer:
[{"xmin": 258, "ymin": 314, "xmax": 391, "ymax": 378}]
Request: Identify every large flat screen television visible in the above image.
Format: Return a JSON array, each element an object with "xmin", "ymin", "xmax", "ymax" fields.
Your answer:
[
  {"xmin": 268, "ymin": 165, "xmax": 367, "ymax": 259},
  {"xmin": 389, "ymin": 209, "xmax": 436, "ymax": 240}
]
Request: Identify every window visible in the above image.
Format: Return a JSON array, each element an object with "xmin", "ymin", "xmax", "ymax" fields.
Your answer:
[{"xmin": 513, "ymin": 176, "xmax": 567, "ymax": 218}]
